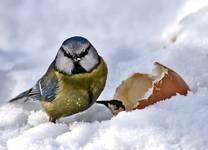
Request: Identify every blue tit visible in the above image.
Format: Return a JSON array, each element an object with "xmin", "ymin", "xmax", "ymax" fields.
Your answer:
[{"xmin": 9, "ymin": 36, "xmax": 108, "ymax": 123}]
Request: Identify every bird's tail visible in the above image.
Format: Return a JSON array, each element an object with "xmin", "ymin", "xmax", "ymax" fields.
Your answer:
[{"xmin": 9, "ymin": 89, "xmax": 32, "ymax": 103}]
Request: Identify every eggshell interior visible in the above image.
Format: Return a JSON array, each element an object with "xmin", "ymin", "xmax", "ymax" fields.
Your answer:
[{"xmin": 113, "ymin": 62, "xmax": 190, "ymax": 110}]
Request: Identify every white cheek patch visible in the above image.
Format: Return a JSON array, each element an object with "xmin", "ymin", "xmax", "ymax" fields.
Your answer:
[
  {"xmin": 55, "ymin": 50, "xmax": 74, "ymax": 74},
  {"xmin": 79, "ymin": 49, "xmax": 99, "ymax": 72}
]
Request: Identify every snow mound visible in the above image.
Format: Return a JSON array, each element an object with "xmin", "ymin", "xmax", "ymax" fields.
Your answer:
[{"xmin": 2, "ymin": 89, "xmax": 208, "ymax": 150}]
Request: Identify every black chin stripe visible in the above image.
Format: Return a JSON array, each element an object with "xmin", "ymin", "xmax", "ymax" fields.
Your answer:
[
  {"xmin": 60, "ymin": 47, "xmax": 73, "ymax": 59},
  {"xmin": 72, "ymin": 62, "xmax": 87, "ymax": 74}
]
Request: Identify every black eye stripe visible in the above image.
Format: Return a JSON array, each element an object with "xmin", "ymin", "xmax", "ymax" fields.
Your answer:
[
  {"xmin": 60, "ymin": 45, "xmax": 90, "ymax": 59},
  {"xmin": 78, "ymin": 45, "xmax": 90, "ymax": 58},
  {"xmin": 60, "ymin": 47, "xmax": 73, "ymax": 59}
]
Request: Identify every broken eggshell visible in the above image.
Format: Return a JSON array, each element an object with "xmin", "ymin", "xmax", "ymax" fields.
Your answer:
[{"xmin": 113, "ymin": 62, "xmax": 190, "ymax": 111}]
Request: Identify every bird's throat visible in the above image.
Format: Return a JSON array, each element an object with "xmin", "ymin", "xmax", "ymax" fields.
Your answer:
[{"xmin": 72, "ymin": 62, "xmax": 87, "ymax": 74}]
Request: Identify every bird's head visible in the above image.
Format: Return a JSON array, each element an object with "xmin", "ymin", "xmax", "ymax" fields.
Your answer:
[
  {"xmin": 55, "ymin": 36, "xmax": 99, "ymax": 75},
  {"xmin": 97, "ymin": 100, "xmax": 126, "ymax": 115}
]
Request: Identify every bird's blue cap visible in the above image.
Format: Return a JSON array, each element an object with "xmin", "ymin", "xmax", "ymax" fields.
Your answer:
[{"xmin": 62, "ymin": 36, "xmax": 89, "ymax": 48}]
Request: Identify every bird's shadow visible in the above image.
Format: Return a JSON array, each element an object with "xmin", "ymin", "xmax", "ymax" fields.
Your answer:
[{"xmin": 59, "ymin": 104, "xmax": 113, "ymax": 124}]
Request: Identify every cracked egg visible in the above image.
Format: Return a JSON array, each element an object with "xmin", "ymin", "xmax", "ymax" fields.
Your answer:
[{"xmin": 113, "ymin": 62, "xmax": 190, "ymax": 110}]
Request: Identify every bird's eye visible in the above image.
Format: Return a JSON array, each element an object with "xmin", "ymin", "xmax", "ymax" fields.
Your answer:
[
  {"xmin": 79, "ymin": 45, "xmax": 90, "ymax": 58},
  {"xmin": 61, "ymin": 47, "xmax": 73, "ymax": 59}
]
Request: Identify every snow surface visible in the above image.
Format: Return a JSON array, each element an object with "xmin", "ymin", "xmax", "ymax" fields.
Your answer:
[{"xmin": 1, "ymin": 0, "xmax": 208, "ymax": 149}]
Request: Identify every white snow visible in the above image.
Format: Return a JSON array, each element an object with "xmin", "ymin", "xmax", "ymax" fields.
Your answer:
[{"xmin": 1, "ymin": 0, "xmax": 208, "ymax": 149}]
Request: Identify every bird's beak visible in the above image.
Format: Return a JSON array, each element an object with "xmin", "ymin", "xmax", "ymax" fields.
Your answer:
[{"xmin": 74, "ymin": 57, "xmax": 81, "ymax": 63}]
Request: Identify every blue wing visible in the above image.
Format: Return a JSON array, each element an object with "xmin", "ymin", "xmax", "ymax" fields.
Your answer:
[
  {"xmin": 37, "ymin": 74, "xmax": 59, "ymax": 101},
  {"xmin": 36, "ymin": 62, "xmax": 59, "ymax": 101},
  {"xmin": 9, "ymin": 62, "xmax": 59, "ymax": 103}
]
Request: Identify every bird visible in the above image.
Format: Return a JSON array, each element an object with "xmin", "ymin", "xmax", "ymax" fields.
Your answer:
[
  {"xmin": 9, "ymin": 36, "xmax": 108, "ymax": 123},
  {"xmin": 96, "ymin": 100, "xmax": 125, "ymax": 115}
]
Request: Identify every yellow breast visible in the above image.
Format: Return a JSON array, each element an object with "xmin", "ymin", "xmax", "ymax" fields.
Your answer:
[{"xmin": 41, "ymin": 57, "xmax": 108, "ymax": 120}]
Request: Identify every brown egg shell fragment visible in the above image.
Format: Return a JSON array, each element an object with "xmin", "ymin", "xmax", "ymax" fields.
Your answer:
[
  {"xmin": 113, "ymin": 73, "xmax": 153, "ymax": 110},
  {"xmin": 114, "ymin": 62, "xmax": 190, "ymax": 110}
]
